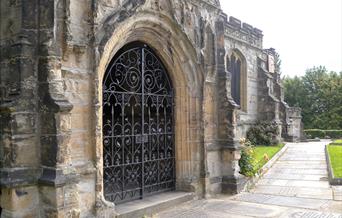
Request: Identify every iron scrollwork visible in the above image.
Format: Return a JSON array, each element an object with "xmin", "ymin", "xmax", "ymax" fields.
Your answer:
[{"xmin": 102, "ymin": 43, "xmax": 175, "ymax": 204}]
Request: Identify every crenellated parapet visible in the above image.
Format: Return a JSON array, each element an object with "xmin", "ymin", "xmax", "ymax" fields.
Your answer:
[
  {"xmin": 190, "ymin": 0, "xmax": 221, "ymax": 9},
  {"xmin": 224, "ymin": 16, "xmax": 263, "ymax": 49}
]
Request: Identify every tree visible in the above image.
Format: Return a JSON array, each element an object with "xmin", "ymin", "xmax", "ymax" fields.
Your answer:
[{"xmin": 283, "ymin": 66, "xmax": 342, "ymax": 129}]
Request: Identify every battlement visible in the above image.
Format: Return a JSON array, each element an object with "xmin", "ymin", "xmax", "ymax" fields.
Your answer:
[
  {"xmin": 287, "ymin": 107, "xmax": 302, "ymax": 118},
  {"xmin": 223, "ymin": 15, "xmax": 264, "ymax": 48}
]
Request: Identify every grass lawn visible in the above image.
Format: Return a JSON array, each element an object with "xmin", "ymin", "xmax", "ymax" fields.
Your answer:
[
  {"xmin": 252, "ymin": 144, "xmax": 285, "ymax": 172},
  {"xmin": 327, "ymin": 145, "xmax": 342, "ymax": 178},
  {"xmin": 331, "ymin": 139, "xmax": 342, "ymax": 145}
]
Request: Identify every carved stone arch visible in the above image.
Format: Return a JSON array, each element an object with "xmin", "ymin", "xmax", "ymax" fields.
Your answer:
[
  {"xmin": 94, "ymin": 11, "xmax": 205, "ymax": 213},
  {"xmin": 225, "ymin": 49, "xmax": 247, "ymax": 111}
]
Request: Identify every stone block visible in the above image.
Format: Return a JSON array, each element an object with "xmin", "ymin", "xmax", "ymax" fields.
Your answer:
[
  {"xmin": 38, "ymin": 0, "xmax": 54, "ymax": 28},
  {"xmin": 64, "ymin": 78, "xmax": 90, "ymax": 94},
  {"xmin": 63, "ymin": 184, "xmax": 80, "ymax": 208},
  {"xmin": 21, "ymin": 0, "xmax": 37, "ymax": 29},
  {"xmin": 11, "ymin": 135, "xmax": 38, "ymax": 166},
  {"xmin": 0, "ymin": 186, "xmax": 39, "ymax": 212},
  {"xmin": 229, "ymin": 17, "xmax": 241, "ymax": 28},
  {"xmin": 70, "ymin": 131, "xmax": 90, "ymax": 161},
  {"xmin": 0, "ymin": 0, "xmax": 22, "ymax": 40},
  {"xmin": 12, "ymin": 113, "xmax": 36, "ymax": 135},
  {"xmin": 242, "ymin": 23, "xmax": 253, "ymax": 32},
  {"xmin": 77, "ymin": 176, "xmax": 96, "ymax": 214},
  {"xmin": 56, "ymin": 113, "xmax": 72, "ymax": 133},
  {"xmin": 207, "ymin": 151, "xmax": 222, "ymax": 177},
  {"xmin": 39, "ymin": 186, "xmax": 64, "ymax": 208},
  {"xmin": 71, "ymin": 113, "xmax": 89, "ymax": 130}
]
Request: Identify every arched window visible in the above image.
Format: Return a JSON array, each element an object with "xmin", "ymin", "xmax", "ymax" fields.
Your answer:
[{"xmin": 227, "ymin": 51, "xmax": 247, "ymax": 111}]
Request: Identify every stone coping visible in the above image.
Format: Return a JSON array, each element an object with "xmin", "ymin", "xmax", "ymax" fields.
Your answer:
[
  {"xmin": 241, "ymin": 143, "xmax": 289, "ymax": 192},
  {"xmin": 325, "ymin": 144, "xmax": 342, "ymax": 186}
]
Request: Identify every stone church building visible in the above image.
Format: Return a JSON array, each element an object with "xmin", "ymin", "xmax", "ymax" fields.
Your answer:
[{"xmin": 0, "ymin": 0, "xmax": 302, "ymax": 217}]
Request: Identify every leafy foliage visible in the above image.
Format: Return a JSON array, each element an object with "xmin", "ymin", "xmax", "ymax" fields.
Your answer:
[
  {"xmin": 246, "ymin": 121, "xmax": 279, "ymax": 146},
  {"xmin": 325, "ymin": 130, "xmax": 342, "ymax": 139},
  {"xmin": 239, "ymin": 138, "xmax": 284, "ymax": 177},
  {"xmin": 304, "ymin": 129, "xmax": 326, "ymax": 139},
  {"xmin": 239, "ymin": 139, "xmax": 257, "ymax": 177},
  {"xmin": 305, "ymin": 129, "xmax": 342, "ymax": 139},
  {"xmin": 283, "ymin": 66, "xmax": 342, "ymax": 129}
]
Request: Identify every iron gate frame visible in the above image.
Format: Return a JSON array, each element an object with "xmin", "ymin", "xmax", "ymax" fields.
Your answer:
[{"xmin": 102, "ymin": 42, "xmax": 175, "ymax": 204}]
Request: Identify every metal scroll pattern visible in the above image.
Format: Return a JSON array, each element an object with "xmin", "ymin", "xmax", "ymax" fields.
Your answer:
[{"xmin": 102, "ymin": 45, "xmax": 175, "ymax": 204}]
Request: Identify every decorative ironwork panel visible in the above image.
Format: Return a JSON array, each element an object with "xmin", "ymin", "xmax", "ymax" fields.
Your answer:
[{"xmin": 103, "ymin": 43, "xmax": 175, "ymax": 204}]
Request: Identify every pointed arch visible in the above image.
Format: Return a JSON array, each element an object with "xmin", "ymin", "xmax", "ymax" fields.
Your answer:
[{"xmin": 226, "ymin": 49, "xmax": 247, "ymax": 111}]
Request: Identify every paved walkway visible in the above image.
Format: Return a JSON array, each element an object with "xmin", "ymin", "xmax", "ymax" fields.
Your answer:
[{"xmin": 156, "ymin": 141, "xmax": 342, "ymax": 218}]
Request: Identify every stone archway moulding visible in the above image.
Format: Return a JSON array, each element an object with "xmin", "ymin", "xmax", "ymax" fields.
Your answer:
[{"xmin": 94, "ymin": 11, "xmax": 205, "ymax": 213}]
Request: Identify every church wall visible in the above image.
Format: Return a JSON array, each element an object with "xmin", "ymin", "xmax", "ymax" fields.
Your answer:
[
  {"xmin": 0, "ymin": 0, "xmax": 302, "ymax": 217},
  {"xmin": 223, "ymin": 16, "xmax": 264, "ymax": 139}
]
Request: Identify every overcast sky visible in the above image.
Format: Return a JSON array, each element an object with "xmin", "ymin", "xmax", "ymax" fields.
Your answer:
[{"xmin": 220, "ymin": 0, "xmax": 342, "ymax": 77}]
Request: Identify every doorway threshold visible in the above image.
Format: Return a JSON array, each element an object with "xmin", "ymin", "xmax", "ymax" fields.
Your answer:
[{"xmin": 115, "ymin": 192, "xmax": 195, "ymax": 218}]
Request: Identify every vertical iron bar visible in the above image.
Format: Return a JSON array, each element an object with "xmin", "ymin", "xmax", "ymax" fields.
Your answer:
[
  {"xmin": 132, "ymin": 97, "xmax": 134, "ymax": 165},
  {"xmin": 111, "ymin": 105, "xmax": 114, "ymax": 167},
  {"xmin": 157, "ymin": 96, "xmax": 160, "ymax": 188},
  {"xmin": 172, "ymin": 91, "xmax": 175, "ymax": 189},
  {"xmin": 141, "ymin": 47, "xmax": 145, "ymax": 198},
  {"xmin": 121, "ymin": 93, "xmax": 125, "ymax": 200}
]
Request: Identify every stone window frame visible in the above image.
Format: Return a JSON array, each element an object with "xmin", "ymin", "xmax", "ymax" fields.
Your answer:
[{"xmin": 226, "ymin": 49, "xmax": 247, "ymax": 112}]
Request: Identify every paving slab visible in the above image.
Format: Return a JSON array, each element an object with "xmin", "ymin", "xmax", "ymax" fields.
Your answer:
[
  {"xmin": 156, "ymin": 198, "xmax": 288, "ymax": 218},
  {"xmin": 154, "ymin": 141, "xmax": 340, "ymax": 218},
  {"xmin": 257, "ymin": 178, "xmax": 331, "ymax": 188},
  {"xmin": 279, "ymin": 209, "xmax": 342, "ymax": 218},
  {"xmin": 232, "ymin": 193, "xmax": 330, "ymax": 210},
  {"xmin": 251, "ymin": 185, "xmax": 333, "ymax": 200},
  {"xmin": 263, "ymin": 173, "xmax": 328, "ymax": 181},
  {"xmin": 273, "ymin": 163, "xmax": 327, "ymax": 169},
  {"xmin": 332, "ymin": 186, "xmax": 342, "ymax": 201},
  {"xmin": 267, "ymin": 168, "xmax": 328, "ymax": 175}
]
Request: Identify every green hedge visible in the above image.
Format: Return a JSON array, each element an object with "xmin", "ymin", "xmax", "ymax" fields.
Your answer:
[
  {"xmin": 325, "ymin": 130, "xmax": 342, "ymax": 139},
  {"xmin": 305, "ymin": 129, "xmax": 342, "ymax": 139}
]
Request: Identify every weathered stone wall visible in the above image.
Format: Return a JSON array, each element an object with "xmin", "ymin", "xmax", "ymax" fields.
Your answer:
[
  {"xmin": 223, "ymin": 16, "xmax": 264, "ymax": 140},
  {"xmin": 0, "ymin": 0, "xmax": 302, "ymax": 217},
  {"xmin": 0, "ymin": 0, "xmax": 40, "ymax": 217}
]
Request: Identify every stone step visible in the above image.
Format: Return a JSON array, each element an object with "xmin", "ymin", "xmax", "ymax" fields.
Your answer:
[{"xmin": 115, "ymin": 192, "xmax": 195, "ymax": 218}]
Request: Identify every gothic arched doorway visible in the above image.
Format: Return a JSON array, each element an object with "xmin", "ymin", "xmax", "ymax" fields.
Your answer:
[{"xmin": 102, "ymin": 42, "xmax": 175, "ymax": 204}]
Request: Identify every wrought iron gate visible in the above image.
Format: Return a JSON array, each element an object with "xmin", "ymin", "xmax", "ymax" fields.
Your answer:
[{"xmin": 102, "ymin": 43, "xmax": 175, "ymax": 204}]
